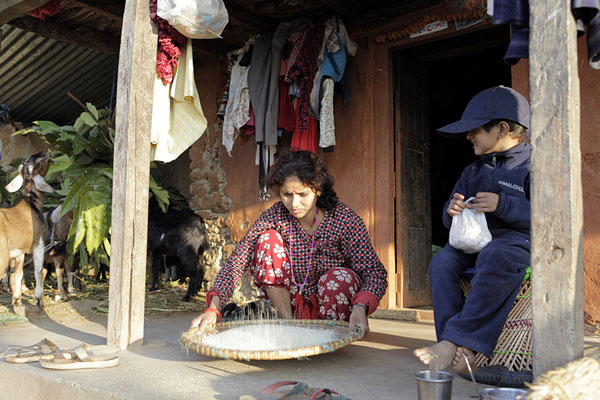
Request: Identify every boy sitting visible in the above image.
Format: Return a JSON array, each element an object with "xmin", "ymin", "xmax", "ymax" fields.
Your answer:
[{"xmin": 414, "ymin": 86, "xmax": 531, "ymax": 374}]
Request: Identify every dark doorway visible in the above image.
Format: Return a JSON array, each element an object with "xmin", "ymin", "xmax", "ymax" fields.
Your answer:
[{"xmin": 394, "ymin": 24, "xmax": 511, "ymax": 307}]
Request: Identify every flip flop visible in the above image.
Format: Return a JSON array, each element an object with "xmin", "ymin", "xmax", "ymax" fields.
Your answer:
[
  {"xmin": 458, "ymin": 365, "xmax": 533, "ymax": 388},
  {"xmin": 39, "ymin": 344, "xmax": 119, "ymax": 370},
  {"xmin": 239, "ymin": 381, "xmax": 349, "ymax": 400},
  {"xmin": 2, "ymin": 338, "xmax": 60, "ymax": 363}
]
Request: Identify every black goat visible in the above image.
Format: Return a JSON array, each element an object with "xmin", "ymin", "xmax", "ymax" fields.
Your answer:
[
  {"xmin": 147, "ymin": 209, "xmax": 210, "ymax": 302},
  {"xmin": 43, "ymin": 205, "xmax": 79, "ymax": 300}
]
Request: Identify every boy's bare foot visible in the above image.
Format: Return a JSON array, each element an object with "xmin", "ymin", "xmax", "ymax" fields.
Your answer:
[
  {"xmin": 452, "ymin": 346, "xmax": 477, "ymax": 374},
  {"xmin": 413, "ymin": 340, "xmax": 457, "ymax": 370}
]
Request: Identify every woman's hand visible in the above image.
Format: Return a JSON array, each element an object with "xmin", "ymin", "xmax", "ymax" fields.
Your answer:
[
  {"xmin": 190, "ymin": 296, "xmax": 221, "ymax": 334},
  {"xmin": 190, "ymin": 310, "xmax": 218, "ymax": 334},
  {"xmin": 447, "ymin": 193, "xmax": 466, "ymax": 216},
  {"xmin": 348, "ymin": 304, "xmax": 370, "ymax": 340}
]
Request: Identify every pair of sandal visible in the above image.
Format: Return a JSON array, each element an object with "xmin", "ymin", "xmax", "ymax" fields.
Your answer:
[
  {"xmin": 2, "ymin": 338, "xmax": 119, "ymax": 370},
  {"xmin": 240, "ymin": 381, "xmax": 349, "ymax": 400}
]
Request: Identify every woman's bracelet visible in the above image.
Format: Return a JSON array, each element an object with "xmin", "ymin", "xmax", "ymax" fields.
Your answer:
[
  {"xmin": 205, "ymin": 307, "xmax": 222, "ymax": 322},
  {"xmin": 352, "ymin": 303, "xmax": 368, "ymax": 314}
]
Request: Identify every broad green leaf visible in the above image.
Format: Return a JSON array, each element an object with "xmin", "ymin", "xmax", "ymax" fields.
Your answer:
[
  {"xmin": 12, "ymin": 126, "xmax": 37, "ymax": 136},
  {"xmin": 74, "ymin": 117, "xmax": 85, "ymax": 132},
  {"xmin": 62, "ymin": 173, "xmax": 95, "ymax": 216},
  {"xmin": 84, "ymin": 203, "xmax": 109, "ymax": 253},
  {"xmin": 103, "ymin": 237, "xmax": 111, "ymax": 257},
  {"xmin": 86, "ymin": 103, "xmax": 99, "ymax": 120},
  {"xmin": 34, "ymin": 120, "xmax": 58, "ymax": 131},
  {"xmin": 72, "ymin": 215, "xmax": 87, "ymax": 251},
  {"xmin": 78, "ymin": 243, "xmax": 89, "ymax": 269},
  {"xmin": 81, "ymin": 112, "xmax": 97, "ymax": 127}
]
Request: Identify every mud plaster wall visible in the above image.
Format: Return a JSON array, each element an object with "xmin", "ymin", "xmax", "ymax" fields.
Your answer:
[
  {"xmin": 511, "ymin": 36, "xmax": 600, "ymax": 323},
  {"xmin": 188, "ymin": 37, "xmax": 378, "ymax": 305}
]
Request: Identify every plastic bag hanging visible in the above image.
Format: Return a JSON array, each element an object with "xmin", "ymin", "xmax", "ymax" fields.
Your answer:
[
  {"xmin": 157, "ymin": 0, "xmax": 229, "ymax": 39},
  {"xmin": 448, "ymin": 197, "xmax": 492, "ymax": 254}
]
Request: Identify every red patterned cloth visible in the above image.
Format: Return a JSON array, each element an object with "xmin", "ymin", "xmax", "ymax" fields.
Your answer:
[
  {"xmin": 287, "ymin": 23, "xmax": 325, "ymax": 135},
  {"xmin": 250, "ymin": 230, "xmax": 362, "ymax": 320},
  {"xmin": 28, "ymin": 0, "xmax": 60, "ymax": 21},
  {"xmin": 277, "ymin": 77, "xmax": 296, "ymax": 132},
  {"xmin": 207, "ymin": 202, "xmax": 387, "ymax": 315},
  {"xmin": 290, "ymin": 107, "xmax": 318, "ymax": 154},
  {"xmin": 150, "ymin": 0, "xmax": 186, "ymax": 84}
]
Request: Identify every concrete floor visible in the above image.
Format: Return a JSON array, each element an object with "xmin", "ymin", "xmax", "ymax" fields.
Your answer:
[{"xmin": 0, "ymin": 312, "xmax": 490, "ymax": 400}]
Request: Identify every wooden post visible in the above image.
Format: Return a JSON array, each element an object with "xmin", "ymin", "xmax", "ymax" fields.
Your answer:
[
  {"xmin": 529, "ymin": 0, "xmax": 584, "ymax": 376},
  {"xmin": 108, "ymin": 0, "xmax": 157, "ymax": 350}
]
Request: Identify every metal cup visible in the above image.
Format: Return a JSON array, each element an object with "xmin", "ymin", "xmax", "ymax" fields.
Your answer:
[
  {"xmin": 416, "ymin": 370, "xmax": 453, "ymax": 400},
  {"xmin": 479, "ymin": 387, "xmax": 529, "ymax": 399}
]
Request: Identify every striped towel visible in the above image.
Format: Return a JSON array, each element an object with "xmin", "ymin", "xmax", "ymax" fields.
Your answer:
[{"xmin": 151, "ymin": 38, "xmax": 207, "ymax": 162}]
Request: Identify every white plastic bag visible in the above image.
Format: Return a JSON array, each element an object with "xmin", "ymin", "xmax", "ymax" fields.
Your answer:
[
  {"xmin": 157, "ymin": 0, "xmax": 229, "ymax": 39},
  {"xmin": 448, "ymin": 197, "xmax": 492, "ymax": 254}
]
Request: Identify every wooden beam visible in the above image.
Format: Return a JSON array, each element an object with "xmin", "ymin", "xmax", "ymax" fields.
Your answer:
[
  {"xmin": 317, "ymin": 0, "xmax": 361, "ymax": 18},
  {"xmin": 9, "ymin": 15, "xmax": 119, "ymax": 53},
  {"xmin": 529, "ymin": 0, "xmax": 584, "ymax": 376},
  {"xmin": 107, "ymin": 0, "xmax": 157, "ymax": 350},
  {"xmin": 227, "ymin": 6, "xmax": 277, "ymax": 32},
  {"xmin": 0, "ymin": 0, "xmax": 47, "ymax": 25},
  {"xmin": 66, "ymin": 0, "xmax": 124, "ymax": 23}
]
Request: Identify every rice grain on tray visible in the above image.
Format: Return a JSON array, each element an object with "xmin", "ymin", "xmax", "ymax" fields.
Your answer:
[{"xmin": 201, "ymin": 324, "xmax": 337, "ymax": 351}]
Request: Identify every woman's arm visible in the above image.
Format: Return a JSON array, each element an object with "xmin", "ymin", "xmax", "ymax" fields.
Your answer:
[{"xmin": 206, "ymin": 204, "xmax": 281, "ymax": 305}]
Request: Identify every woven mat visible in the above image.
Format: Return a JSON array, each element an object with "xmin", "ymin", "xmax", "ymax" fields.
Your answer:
[{"xmin": 181, "ymin": 319, "xmax": 359, "ymax": 361}]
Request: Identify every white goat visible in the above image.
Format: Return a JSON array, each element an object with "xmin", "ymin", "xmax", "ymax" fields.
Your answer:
[{"xmin": 0, "ymin": 151, "xmax": 53, "ymax": 306}]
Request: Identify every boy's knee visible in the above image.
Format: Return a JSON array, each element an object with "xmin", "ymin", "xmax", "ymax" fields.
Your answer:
[{"xmin": 428, "ymin": 249, "xmax": 451, "ymax": 275}]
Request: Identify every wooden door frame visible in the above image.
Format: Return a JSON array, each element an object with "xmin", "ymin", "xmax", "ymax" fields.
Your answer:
[{"xmin": 367, "ymin": 20, "xmax": 501, "ymax": 309}]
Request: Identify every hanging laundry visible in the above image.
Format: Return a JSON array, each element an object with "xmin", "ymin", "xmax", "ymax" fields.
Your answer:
[
  {"xmin": 222, "ymin": 57, "xmax": 250, "ymax": 155},
  {"xmin": 221, "ymin": 38, "xmax": 255, "ymax": 154},
  {"xmin": 491, "ymin": 0, "xmax": 600, "ymax": 69},
  {"xmin": 572, "ymin": 0, "xmax": 600, "ymax": 69},
  {"xmin": 287, "ymin": 23, "xmax": 325, "ymax": 135},
  {"xmin": 150, "ymin": 39, "xmax": 207, "ymax": 163},
  {"xmin": 248, "ymin": 33, "xmax": 276, "ymax": 146},
  {"xmin": 243, "ymin": 104, "xmax": 256, "ymax": 137},
  {"xmin": 319, "ymin": 78, "xmax": 335, "ymax": 150},
  {"xmin": 285, "ymin": 24, "xmax": 310, "ymax": 83},
  {"xmin": 277, "ymin": 76, "xmax": 297, "ymax": 132},
  {"xmin": 290, "ymin": 106, "xmax": 319, "ymax": 154},
  {"xmin": 216, "ymin": 81, "xmax": 229, "ymax": 118},
  {"xmin": 150, "ymin": 0, "xmax": 187, "ymax": 84}
]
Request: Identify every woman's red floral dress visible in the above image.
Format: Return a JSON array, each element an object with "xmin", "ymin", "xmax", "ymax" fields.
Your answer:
[{"xmin": 207, "ymin": 201, "xmax": 388, "ymax": 320}]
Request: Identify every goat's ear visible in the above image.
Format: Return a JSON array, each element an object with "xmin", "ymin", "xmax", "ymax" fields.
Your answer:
[
  {"xmin": 51, "ymin": 204, "xmax": 62, "ymax": 224},
  {"xmin": 5, "ymin": 168, "xmax": 24, "ymax": 193},
  {"xmin": 33, "ymin": 175, "xmax": 54, "ymax": 193}
]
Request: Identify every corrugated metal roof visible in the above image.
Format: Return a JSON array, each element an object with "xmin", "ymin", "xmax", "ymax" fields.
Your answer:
[{"xmin": 0, "ymin": 24, "xmax": 117, "ymax": 125}]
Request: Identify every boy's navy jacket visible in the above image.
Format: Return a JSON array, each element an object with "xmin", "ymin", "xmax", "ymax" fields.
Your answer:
[{"xmin": 443, "ymin": 143, "xmax": 531, "ymax": 244}]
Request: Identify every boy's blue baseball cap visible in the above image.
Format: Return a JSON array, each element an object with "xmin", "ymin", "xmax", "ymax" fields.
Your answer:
[{"xmin": 437, "ymin": 86, "xmax": 530, "ymax": 136}]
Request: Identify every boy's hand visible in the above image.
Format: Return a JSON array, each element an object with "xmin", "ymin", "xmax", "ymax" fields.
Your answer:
[
  {"xmin": 447, "ymin": 193, "xmax": 466, "ymax": 216},
  {"xmin": 468, "ymin": 192, "xmax": 500, "ymax": 212}
]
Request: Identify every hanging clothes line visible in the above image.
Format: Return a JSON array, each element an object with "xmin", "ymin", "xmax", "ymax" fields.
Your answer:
[{"xmin": 220, "ymin": 17, "xmax": 357, "ymax": 200}]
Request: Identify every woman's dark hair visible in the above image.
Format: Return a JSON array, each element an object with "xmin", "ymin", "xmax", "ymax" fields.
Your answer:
[{"xmin": 265, "ymin": 151, "xmax": 338, "ymax": 211}]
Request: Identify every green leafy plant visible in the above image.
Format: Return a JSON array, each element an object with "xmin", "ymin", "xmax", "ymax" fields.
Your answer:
[{"xmin": 15, "ymin": 101, "xmax": 171, "ymax": 272}]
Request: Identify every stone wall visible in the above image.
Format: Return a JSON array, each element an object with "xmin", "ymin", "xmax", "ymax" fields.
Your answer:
[{"xmin": 188, "ymin": 118, "xmax": 260, "ymax": 305}]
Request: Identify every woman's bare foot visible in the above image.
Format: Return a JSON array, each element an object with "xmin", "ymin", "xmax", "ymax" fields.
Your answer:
[
  {"xmin": 413, "ymin": 340, "xmax": 457, "ymax": 370},
  {"xmin": 452, "ymin": 346, "xmax": 477, "ymax": 374}
]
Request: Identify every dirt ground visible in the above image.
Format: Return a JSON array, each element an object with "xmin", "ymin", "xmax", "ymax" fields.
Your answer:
[{"xmin": 0, "ymin": 270, "xmax": 207, "ymax": 324}]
